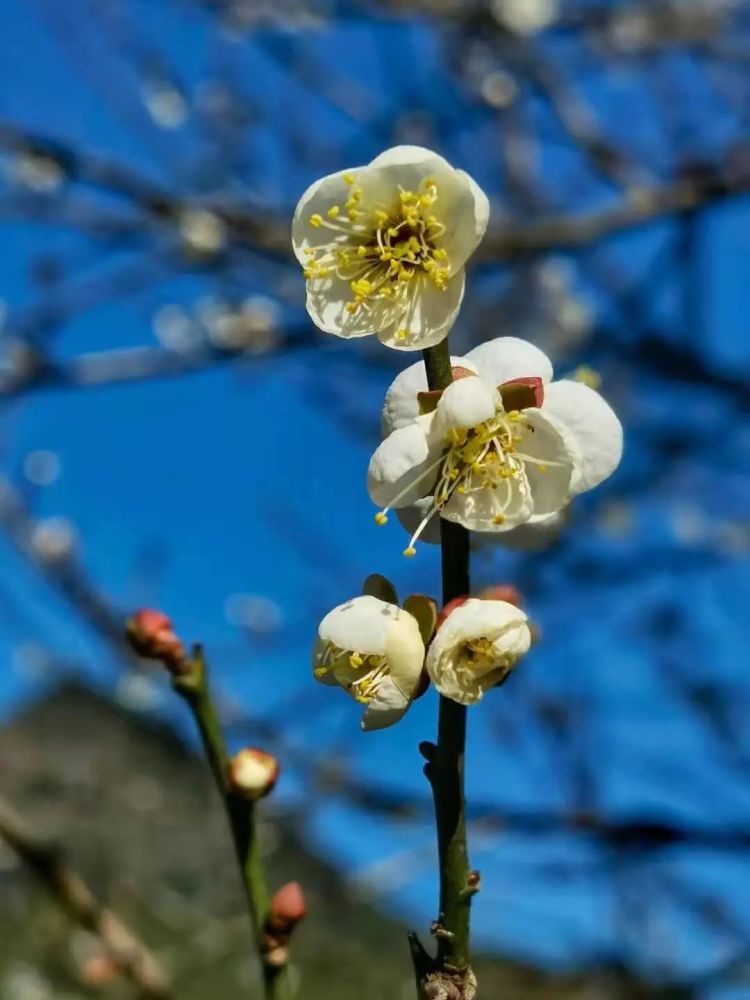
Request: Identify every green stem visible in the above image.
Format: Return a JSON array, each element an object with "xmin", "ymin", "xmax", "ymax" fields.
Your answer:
[
  {"xmin": 174, "ymin": 648, "xmax": 290, "ymax": 1000},
  {"xmin": 423, "ymin": 339, "xmax": 473, "ymax": 972}
]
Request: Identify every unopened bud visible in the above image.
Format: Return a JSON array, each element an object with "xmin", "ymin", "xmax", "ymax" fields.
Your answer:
[
  {"xmin": 436, "ymin": 595, "xmax": 468, "ymax": 630},
  {"xmin": 126, "ymin": 608, "xmax": 185, "ymax": 670},
  {"xmin": 267, "ymin": 881, "xmax": 307, "ymax": 935},
  {"xmin": 80, "ymin": 954, "xmax": 118, "ymax": 987},
  {"xmin": 478, "ymin": 584, "xmax": 522, "ymax": 607},
  {"xmin": 228, "ymin": 748, "xmax": 279, "ymax": 801}
]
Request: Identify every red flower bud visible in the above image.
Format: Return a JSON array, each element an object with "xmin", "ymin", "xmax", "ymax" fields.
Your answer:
[
  {"xmin": 268, "ymin": 881, "xmax": 307, "ymax": 933},
  {"xmin": 478, "ymin": 584, "xmax": 523, "ymax": 607},
  {"xmin": 228, "ymin": 748, "xmax": 280, "ymax": 801},
  {"xmin": 126, "ymin": 608, "xmax": 185, "ymax": 670},
  {"xmin": 436, "ymin": 595, "xmax": 469, "ymax": 630}
]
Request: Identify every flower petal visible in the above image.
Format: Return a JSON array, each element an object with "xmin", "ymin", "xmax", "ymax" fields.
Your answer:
[
  {"xmin": 381, "ymin": 355, "xmax": 475, "ymax": 436},
  {"xmin": 384, "ymin": 612, "xmax": 426, "ymax": 697},
  {"xmin": 305, "ymin": 272, "xmax": 375, "ymax": 340},
  {"xmin": 516, "ymin": 409, "xmax": 575, "ymax": 518},
  {"xmin": 291, "ymin": 168, "xmax": 364, "ymax": 264},
  {"xmin": 464, "ymin": 337, "xmax": 553, "ymax": 387},
  {"xmin": 361, "ymin": 676, "xmax": 410, "ymax": 731},
  {"xmin": 368, "ymin": 418, "xmax": 438, "ymax": 509},
  {"xmin": 438, "ymin": 168, "xmax": 490, "ymax": 273},
  {"xmin": 367, "ymin": 145, "xmax": 455, "ymax": 174},
  {"xmin": 377, "ymin": 270, "xmax": 465, "ymax": 351},
  {"xmin": 441, "ymin": 472, "xmax": 533, "ymax": 532},
  {"xmin": 434, "ymin": 376, "xmax": 497, "ymax": 433},
  {"xmin": 318, "ymin": 595, "xmax": 399, "ymax": 657},
  {"xmin": 542, "ymin": 380, "xmax": 623, "ymax": 495}
]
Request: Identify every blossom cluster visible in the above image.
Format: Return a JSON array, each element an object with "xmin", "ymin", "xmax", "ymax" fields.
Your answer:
[
  {"xmin": 293, "ymin": 145, "xmax": 623, "ymax": 728},
  {"xmin": 314, "ymin": 589, "xmax": 531, "ymax": 729}
]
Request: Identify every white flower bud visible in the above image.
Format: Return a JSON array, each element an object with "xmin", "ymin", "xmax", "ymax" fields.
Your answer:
[{"xmin": 228, "ymin": 748, "xmax": 280, "ymax": 801}]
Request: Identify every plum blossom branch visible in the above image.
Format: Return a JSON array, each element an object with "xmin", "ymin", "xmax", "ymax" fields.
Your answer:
[
  {"xmin": 413, "ymin": 337, "xmax": 476, "ymax": 998},
  {"xmin": 0, "ymin": 794, "xmax": 173, "ymax": 999},
  {"xmin": 125, "ymin": 614, "xmax": 295, "ymax": 1000}
]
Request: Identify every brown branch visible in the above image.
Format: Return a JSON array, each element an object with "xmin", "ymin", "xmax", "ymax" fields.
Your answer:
[
  {"xmin": 0, "ymin": 795, "xmax": 173, "ymax": 999},
  {"xmin": 479, "ymin": 163, "xmax": 750, "ymax": 259}
]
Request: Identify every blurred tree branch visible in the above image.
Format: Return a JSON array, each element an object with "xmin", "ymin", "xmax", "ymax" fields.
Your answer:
[{"xmin": 0, "ymin": 794, "xmax": 174, "ymax": 999}]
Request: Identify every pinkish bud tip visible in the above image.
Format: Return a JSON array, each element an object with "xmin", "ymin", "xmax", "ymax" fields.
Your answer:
[
  {"xmin": 436, "ymin": 595, "xmax": 469, "ymax": 630},
  {"xmin": 228, "ymin": 748, "xmax": 280, "ymax": 801},
  {"xmin": 269, "ymin": 881, "xmax": 307, "ymax": 927},
  {"xmin": 478, "ymin": 584, "xmax": 523, "ymax": 607},
  {"xmin": 126, "ymin": 608, "xmax": 185, "ymax": 668}
]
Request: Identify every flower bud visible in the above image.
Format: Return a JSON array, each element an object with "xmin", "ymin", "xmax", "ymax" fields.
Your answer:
[
  {"xmin": 436, "ymin": 595, "xmax": 468, "ymax": 630},
  {"xmin": 228, "ymin": 748, "xmax": 279, "ymax": 801},
  {"xmin": 267, "ymin": 881, "xmax": 307, "ymax": 935},
  {"xmin": 126, "ymin": 608, "xmax": 185, "ymax": 670},
  {"xmin": 478, "ymin": 584, "xmax": 522, "ymax": 607},
  {"xmin": 261, "ymin": 881, "xmax": 307, "ymax": 969}
]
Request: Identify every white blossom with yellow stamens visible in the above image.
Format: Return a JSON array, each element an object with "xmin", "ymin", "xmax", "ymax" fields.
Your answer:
[
  {"xmin": 312, "ymin": 595, "xmax": 426, "ymax": 730},
  {"xmin": 426, "ymin": 598, "xmax": 531, "ymax": 706},
  {"xmin": 368, "ymin": 336, "xmax": 623, "ymax": 553},
  {"xmin": 291, "ymin": 146, "xmax": 489, "ymax": 350}
]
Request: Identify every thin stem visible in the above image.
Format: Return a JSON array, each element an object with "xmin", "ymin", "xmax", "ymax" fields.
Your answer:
[
  {"xmin": 174, "ymin": 647, "xmax": 290, "ymax": 1000},
  {"xmin": 423, "ymin": 339, "xmax": 474, "ymax": 973}
]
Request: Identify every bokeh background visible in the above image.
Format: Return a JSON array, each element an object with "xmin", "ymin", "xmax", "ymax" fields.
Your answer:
[{"xmin": 0, "ymin": 1, "xmax": 749, "ymax": 997}]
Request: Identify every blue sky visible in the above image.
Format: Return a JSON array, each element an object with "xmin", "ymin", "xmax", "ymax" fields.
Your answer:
[{"xmin": 1, "ymin": 1, "xmax": 750, "ymax": 990}]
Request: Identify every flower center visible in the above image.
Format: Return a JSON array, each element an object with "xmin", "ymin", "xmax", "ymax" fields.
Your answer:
[
  {"xmin": 462, "ymin": 637, "xmax": 497, "ymax": 669},
  {"xmin": 302, "ymin": 175, "xmax": 451, "ymax": 341},
  {"xmin": 375, "ymin": 405, "xmax": 565, "ymax": 556},
  {"xmin": 314, "ymin": 643, "xmax": 389, "ymax": 704}
]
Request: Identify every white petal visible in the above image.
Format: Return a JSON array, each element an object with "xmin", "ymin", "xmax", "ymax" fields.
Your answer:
[
  {"xmin": 542, "ymin": 380, "xmax": 623, "ymax": 495},
  {"xmin": 367, "ymin": 145, "xmax": 454, "ymax": 174},
  {"xmin": 318, "ymin": 595, "xmax": 398, "ymax": 657},
  {"xmin": 381, "ymin": 356, "xmax": 475, "ymax": 436},
  {"xmin": 464, "ymin": 337, "xmax": 553, "ymax": 387},
  {"xmin": 516, "ymin": 409, "xmax": 575, "ymax": 517},
  {"xmin": 396, "ymin": 498, "xmax": 442, "ymax": 545},
  {"xmin": 361, "ymin": 676, "xmax": 410, "ymax": 731},
  {"xmin": 291, "ymin": 168, "xmax": 364, "ymax": 264},
  {"xmin": 368, "ymin": 418, "xmax": 438, "ymax": 509},
  {"xmin": 436, "ymin": 167, "xmax": 490, "ymax": 273},
  {"xmin": 441, "ymin": 472, "xmax": 533, "ymax": 532},
  {"xmin": 434, "ymin": 598, "xmax": 528, "ymax": 647},
  {"xmin": 305, "ymin": 272, "xmax": 375, "ymax": 340},
  {"xmin": 434, "ymin": 376, "xmax": 497, "ymax": 433},
  {"xmin": 384, "ymin": 612, "xmax": 426, "ymax": 697},
  {"xmin": 377, "ymin": 270, "xmax": 465, "ymax": 351}
]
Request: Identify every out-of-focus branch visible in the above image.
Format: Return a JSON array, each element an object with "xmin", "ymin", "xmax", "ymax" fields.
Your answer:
[
  {"xmin": 0, "ymin": 794, "xmax": 173, "ymax": 999},
  {"xmin": 0, "ymin": 325, "xmax": 312, "ymax": 398},
  {"xmin": 480, "ymin": 162, "xmax": 750, "ymax": 259}
]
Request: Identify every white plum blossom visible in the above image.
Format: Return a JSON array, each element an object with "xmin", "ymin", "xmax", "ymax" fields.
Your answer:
[
  {"xmin": 426, "ymin": 598, "xmax": 531, "ymax": 706},
  {"xmin": 368, "ymin": 336, "xmax": 623, "ymax": 554},
  {"xmin": 313, "ymin": 595, "xmax": 425, "ymax": 730},
  {"xmin": 291, "ymin": 146, "xmax": 489, "ymax": 350}
]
